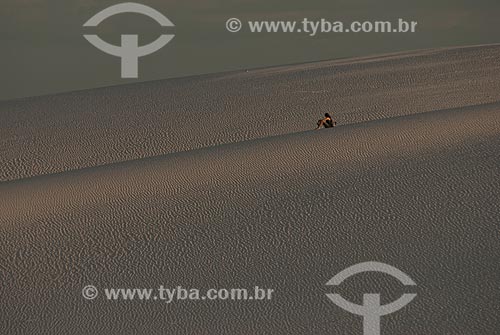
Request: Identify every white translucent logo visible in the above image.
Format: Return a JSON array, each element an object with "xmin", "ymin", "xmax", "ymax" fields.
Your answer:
[
  {"xmin": 83, "ymin": 2, "xmax": 174, "ymax": 78},
  {"xmin": 326, "ymin": 262, "xmax": 416, "ymax": 335}
]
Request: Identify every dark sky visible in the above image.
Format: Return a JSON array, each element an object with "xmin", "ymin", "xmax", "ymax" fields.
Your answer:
[{"xmin": 1, "ymin": 0, "xmax": 499, "ymax": 100}]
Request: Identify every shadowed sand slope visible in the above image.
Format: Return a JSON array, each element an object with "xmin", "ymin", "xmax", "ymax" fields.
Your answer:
[
  {"xmin": 0, "ymin": 100, "xmax": 499, "ymax": 334},
  {"xmin": 1, "ymin": 44, "xmax": 500, "ymax": 181}
]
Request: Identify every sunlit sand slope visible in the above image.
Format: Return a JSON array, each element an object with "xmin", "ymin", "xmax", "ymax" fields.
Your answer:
[
  {"xmin": 1, "ymin": 44, "xmax": 500, "ymax": 181},
  {"xmin": 0, "ymin": 100, "xmax": 499, "ymax": 334}
]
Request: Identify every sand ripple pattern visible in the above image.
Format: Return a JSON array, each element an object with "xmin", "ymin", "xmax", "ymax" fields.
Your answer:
[
  {"xmin": 1, "ymin": 44, "xmax": 500, "ymax": 181},
  {"xmin": 0, "ymin": 96, "xmax": 499, "ymax": 334}
]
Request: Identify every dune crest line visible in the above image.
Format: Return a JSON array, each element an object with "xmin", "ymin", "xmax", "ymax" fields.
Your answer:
[{"xmin": 2, "ymin": 44, "xmax": 500, "ymax": 181}]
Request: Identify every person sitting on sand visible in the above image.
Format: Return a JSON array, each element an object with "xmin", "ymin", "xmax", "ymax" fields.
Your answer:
[{"xmin": 315, "ymin": 113, "xmax": 336, "ymax": 130}]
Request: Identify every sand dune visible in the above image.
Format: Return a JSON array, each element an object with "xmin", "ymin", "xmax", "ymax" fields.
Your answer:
[
  {"xmin": 1, "ymin": 44, "xmax": 500, "ymax": 181},
  {"xmin": 1, "ymin": 102, "xmax": 500, "ymax": 220},
  {"xmin": 0, "ymin": 45, "xmax": 500, "ymax": 334}
]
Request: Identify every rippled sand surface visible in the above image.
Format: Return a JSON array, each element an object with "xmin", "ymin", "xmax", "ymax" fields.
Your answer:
[{"xmin": 0, "ymin": 45, "xmax": 499, "ymax": 334}]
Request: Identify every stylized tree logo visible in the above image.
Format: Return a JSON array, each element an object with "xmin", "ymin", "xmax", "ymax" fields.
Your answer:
[
  {"xmin": 326, "ymin": 262, "xmax": 417, "ymax": 335},
  {"xmin": 83, "ymin": 3, "xmax": 174, "ymax": 78}
]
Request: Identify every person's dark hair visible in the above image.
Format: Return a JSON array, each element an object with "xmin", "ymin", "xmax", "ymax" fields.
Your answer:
[{"xmin": 325, "ymin": 113, "xmax": 331, "ymax": 118}]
